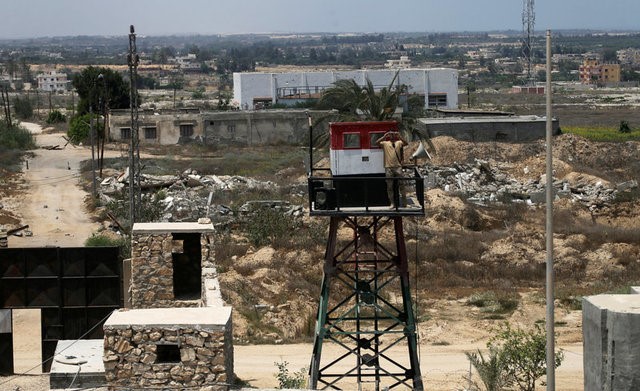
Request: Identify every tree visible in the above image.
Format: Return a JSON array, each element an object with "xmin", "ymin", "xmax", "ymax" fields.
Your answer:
[
  {"xmin": 68, "ymin": 113, "xmax": 102, "ymax": 144},
  {"xmin": 488, "ymin": 323, "xmax": 563, "ymax": 391},
  {"xmin": 72, "ymin": 66, "xmax": 130, "ymax": 115},
  {"xmin": 317, "ymin": 72, "xmax": 406, "ymax": 121}
]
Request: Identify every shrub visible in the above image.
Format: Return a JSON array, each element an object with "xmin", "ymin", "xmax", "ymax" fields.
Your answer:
[
  {"xmin": 245, "ymin": 207, "xmax": 298, "ymax": 248},
  {"xmin": 274, "ymin": 361, "xmax": 306, "ymax": 389},
  {"xmin": 46, "ymin": 109, "xmax": 67, "ymax": 124},
  {"xmin": 467, "ymin": 291, "xmax": 519, "ymax": 317},
  {"xmin": 13, "ymin": 96, "xmax": 33, "ymax": 119},
  {"xmin": 0, "ymin": 122, "xmax": 35, "ymax": 150},
  {"xmin": 619, "ymin": 120, "xmax": 631, "ymax": 133},
  {"xmin": 68, "ymin": 113, "xmax": 102, "ymax": 144},
  {"xmin": 488, "ymin": 323, "xmax": 564, "ymax": 391}
]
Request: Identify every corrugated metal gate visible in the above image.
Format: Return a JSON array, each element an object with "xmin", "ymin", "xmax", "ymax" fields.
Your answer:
[{"xmin": 0, "ymin": 247, "xmax": 121, "ymax": 373}]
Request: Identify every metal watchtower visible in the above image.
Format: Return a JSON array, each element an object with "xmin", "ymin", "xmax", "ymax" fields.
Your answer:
[{"xmin": 307, "ymin": 119, "xmax": 425, "ymax": 390}]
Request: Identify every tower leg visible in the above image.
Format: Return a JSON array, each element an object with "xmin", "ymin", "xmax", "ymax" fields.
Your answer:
[{"xmin": 309, "ymin": 216, "xmax": 423, "ymax": 390}]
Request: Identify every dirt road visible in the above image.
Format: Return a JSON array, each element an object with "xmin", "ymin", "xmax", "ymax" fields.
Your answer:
[
  {"xmin": 8, "ymin": 123, "xmax": 101, "ymax": 247},
  {"xmin": 234, "ymin": 342, "xmax": 584, "ymax": 390}
]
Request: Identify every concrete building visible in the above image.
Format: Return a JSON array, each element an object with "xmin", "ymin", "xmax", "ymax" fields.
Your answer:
[
  {"xmin": 583, "ymin": 294, "xmax": 640, "ymax": 391},
  {"xmin": 233, "ymin": 68, "xmax": 459, "ymax": 110},
  {"xmin": 418, "ymin": 115, "xmax": 560, "ymax": 142},
  {"xmin": 108, "ymin": 108, "xmax": 332, "ymax": 146},
  {"xmin": 579, "ymin": 58, "xmax": 621, "ymax": 85},
  {"xmin": 385, "ymin": 56, "xmax": 412, "ymax": 68},
  {"xmin": 36, "ymin": 70, "xmax": 68, "ymax": 92}
]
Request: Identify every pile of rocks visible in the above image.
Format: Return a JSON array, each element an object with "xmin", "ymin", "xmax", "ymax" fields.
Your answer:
[
  {"xmin": 99, "ymin": 169, "xmax": 304, "ymax": 226},
  {"xmin": 420, "ymin": 159, "xmax": 637, "ymax": 209}
]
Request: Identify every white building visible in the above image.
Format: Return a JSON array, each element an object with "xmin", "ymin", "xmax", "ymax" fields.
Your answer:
[
  {"xmin": 233, "ymin": 68, "xmax": 459, "ymax": 110},
  {"xmin": 37, "ymin": 71, "xmax": 68, "ymax": 92}
]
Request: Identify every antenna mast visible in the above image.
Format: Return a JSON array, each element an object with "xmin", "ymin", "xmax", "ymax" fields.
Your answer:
[{"xmin": 522, "ymin": 0, "xmax": 535, "ymax": 84}]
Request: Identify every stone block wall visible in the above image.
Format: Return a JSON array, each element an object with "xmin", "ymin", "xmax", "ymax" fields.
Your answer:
[
  {"xmin": 130, "ymin": 225, "xmax": 216, "ymax": 308},
  {"xmin": 103, "ymin": 309, "xmax": 233, "ymax": 390}
]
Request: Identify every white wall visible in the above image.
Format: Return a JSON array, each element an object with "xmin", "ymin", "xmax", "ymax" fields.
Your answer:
[{"xmin": 233, "ymin": 68, "xmax": 459, "ymax": 110}]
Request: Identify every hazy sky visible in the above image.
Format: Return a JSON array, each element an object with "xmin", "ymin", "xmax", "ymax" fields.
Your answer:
[{"xmin": 3, "ymin": 0, "xmax": 639, "ymax": 39}]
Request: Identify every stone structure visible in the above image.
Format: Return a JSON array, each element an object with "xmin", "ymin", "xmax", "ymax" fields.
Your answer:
[
  {"xmin": 583, "ymin": 294, "xmax": 640, "ymax": 391},
  {"xmin": 103, "ymin": 307, "xmax": 233, "ymax": 391},
  {"xmin": 129, "ymin": 222, "xmax": 222, "ymax": 308},
  {"xmin": 105, "ymin": 222, "xmax": 232, "ymax": 390}
]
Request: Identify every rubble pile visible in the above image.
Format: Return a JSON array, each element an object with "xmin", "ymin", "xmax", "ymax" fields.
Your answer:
[
  {"xmin": 99, "ymin": 169, "xmax": 304, "ymax": 225},
  {"xmin": 420, "ymin": 159, "xmax": 637, "ymax": 209}
]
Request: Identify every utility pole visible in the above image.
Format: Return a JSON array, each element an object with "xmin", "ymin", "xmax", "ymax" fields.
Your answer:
[
  {"xmin": 128, "ymin": 25, "xmax": 140, "ymax": 227},
  {"xmin": 545, "ymin": 29, "xmax": 555, "ymax": 391},
  {"xmin": 89, "ymin": 86, "xmax": 97, "ymax": 199}
]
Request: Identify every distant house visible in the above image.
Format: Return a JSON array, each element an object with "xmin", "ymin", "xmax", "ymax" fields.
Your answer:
[
  {"xmin": 233, "ymin": 68, "xmax": 459, "ymax": 111},
  {"xmin": 36, "ymin": 71, "xmax": 68, "ymax": 92},
  {"xmin": 579, "ymin": 58, "xmax": 621, "ymax": 85}
]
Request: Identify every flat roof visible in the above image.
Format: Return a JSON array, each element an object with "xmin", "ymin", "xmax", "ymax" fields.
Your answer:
[
  {"xmin": 132, "ymin": 222, "xmax": 215, "ymax": 234},
  {"xmin": 419, "ymin": 115, "xmax": 552, "ymax": 125},
  {"xmin": 105, "ymin": 307, "xmax": 231, "ymax": 329},
  {"xmin": 585, "ymin": 294, "xmax": 640, "ymax": 314}
]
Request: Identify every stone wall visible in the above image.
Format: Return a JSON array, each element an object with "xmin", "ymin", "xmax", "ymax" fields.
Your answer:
[
  {"xmin": 130, "ymin": 224, "xmax": 216, "ymax": 308},
  {"xmin": 103, "ymin": 308, "xmax": 233, "ymax": 390}
]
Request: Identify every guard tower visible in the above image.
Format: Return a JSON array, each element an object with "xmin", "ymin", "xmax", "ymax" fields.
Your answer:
[{"xmin": 307, "ymin": 120, "xmax": 425, "ymax": 390}]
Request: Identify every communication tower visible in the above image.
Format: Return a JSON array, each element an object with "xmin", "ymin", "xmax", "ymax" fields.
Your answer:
[
  {"xmin": 522, "ymin": 0, "xmax": 536, "ymax": 84},
  {"xmin": 307, "ymin": 119, "xmax": 425, "ymax": 390}
]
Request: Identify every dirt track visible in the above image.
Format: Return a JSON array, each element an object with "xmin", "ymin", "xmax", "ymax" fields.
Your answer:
[{"xmin": 7, "ymin": 122, "xmax": 101, "ymax": 247}]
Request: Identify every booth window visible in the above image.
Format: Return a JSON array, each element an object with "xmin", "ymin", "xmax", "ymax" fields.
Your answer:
[
  {"xmin": 370, "ymin": 132, "xmax": 385, "ymax": 148},
  {"xmin": 343, "ymin": 133, "xmax": 360, "ymax": 149}
]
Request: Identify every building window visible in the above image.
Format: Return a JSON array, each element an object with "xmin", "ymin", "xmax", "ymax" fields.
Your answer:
[
  {"xmin": 179, "ymin": 124, "xmax": 194, "ymax": 137},
  {"xmin": 120, "ymin": 128, "xmax": 131, "ymax": 139},
  {"xmin": 428, "ymin": 94, "xmax": 448, "ymax": 107},
  {"xmin": 144, "ymin": 127, "xmax": 157, "ymax": 139},
  {"xmin": 226, "ymin": 124, "xmax": 235, "ymax": 134},
  {"xmin": 343, "ymin": 133, "xmax": 360, "ymax": 149}
]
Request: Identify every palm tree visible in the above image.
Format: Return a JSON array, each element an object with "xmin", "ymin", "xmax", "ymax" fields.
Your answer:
[
  {"xmin": 313, "ymin": 71, "xmax": 418, "ymax": 148},
  {"xmin": 466, "ymin": 347, "xmax": 512, "ymax": 391}
]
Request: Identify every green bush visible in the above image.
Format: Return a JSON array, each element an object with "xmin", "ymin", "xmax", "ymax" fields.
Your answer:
[
  {"xmin": 274, "ymin": 361, "xmax": 306, "ymax": 389},
  {"xmin": 85, "ymin": 233, "xmax": 126, "ymax": 247},
  {"xmin": 46, "ymin": 109, "xmax": 67, "ymax": 124},
  {"xmin": 13, "ymin": 96, "xmax": 33, "ymax": 119},
  {"xmin": 245, "ymin": 207, "xmax": 298, "ymax": 248},
  {"xmin": 0, "ymin": 122, "xmax": 35, "ymax": 150},
  {"xmin": 619, "ymin": 120, "xmax": 631, "ymax": 134},
  {"xmin": 68, "ymin": 113, "xmax": 102, "ymax": 144}
]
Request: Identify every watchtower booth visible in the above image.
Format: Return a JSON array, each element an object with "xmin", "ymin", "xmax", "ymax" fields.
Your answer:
[{"xmin": 307, "ymin": 120, "xmax": 425, "ymax": 390}]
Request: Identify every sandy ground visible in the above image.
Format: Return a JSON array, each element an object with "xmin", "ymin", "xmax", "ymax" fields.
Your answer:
[
  {"xmin": 0, "ymin": 123, "xmax": 584, "ymax": 390},
  {"xmin": 7, "ymin": 122, "xmax": 102, "ymax": 247}
]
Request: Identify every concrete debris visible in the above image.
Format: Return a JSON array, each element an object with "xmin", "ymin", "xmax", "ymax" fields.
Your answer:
[
  {"xmin": 420, "ymin": 158, "xmax": 622, "ymax": 208},
  {"xmin": 99, "ymin": 170, "xmax": 299, "ymax": 227}
]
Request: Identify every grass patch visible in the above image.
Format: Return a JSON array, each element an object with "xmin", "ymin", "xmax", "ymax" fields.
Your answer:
[
  {"xmin": 562, "ymin": 126, "xmax": 640, "ymax": 141},
  {"xmin": 467, "ymin": 290, "xmax": 520, "ymax": 316}
]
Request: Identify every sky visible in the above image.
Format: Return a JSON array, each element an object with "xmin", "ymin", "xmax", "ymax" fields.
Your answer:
[{"xmin": 2, "ymin": 0, "xmax": 639, "ymax": 39}]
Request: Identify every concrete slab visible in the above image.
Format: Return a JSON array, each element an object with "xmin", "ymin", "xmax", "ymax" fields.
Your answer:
[
  {"xmin": 104, "ymin": 307, "xmax": 231, "ymax": 330},
  {"xmin": 132, "ymin": 221, "xmax": 214, "ymax": 234},
  {"xmin": 585, "ymin": 294, "xmax": 640, "ymax": 313},
  {"xmin": 49, "ymin": 339, "xmax": 105, "ymax": 390},
  {"xmin": 631, "ymin": 286, "xmax": 640, "ymax": 294}
]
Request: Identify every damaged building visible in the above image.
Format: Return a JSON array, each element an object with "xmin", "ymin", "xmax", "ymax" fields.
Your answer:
[{"xmin": 107, "ymin": 108, "xmax": 325, "ymax": 146}]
